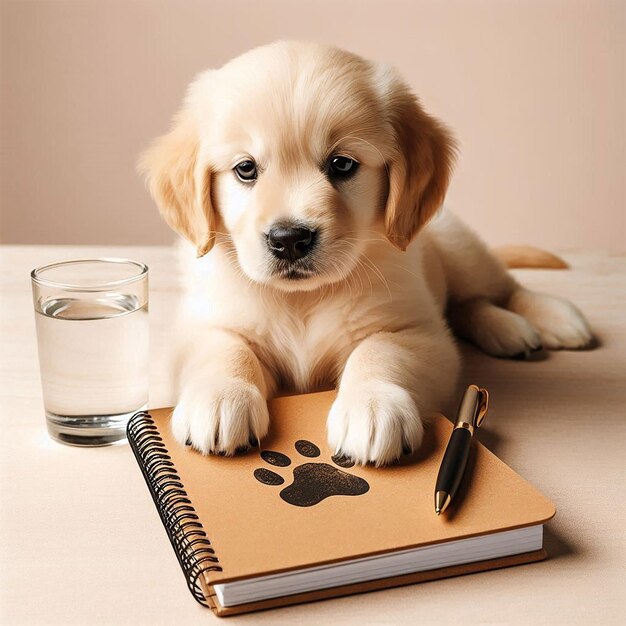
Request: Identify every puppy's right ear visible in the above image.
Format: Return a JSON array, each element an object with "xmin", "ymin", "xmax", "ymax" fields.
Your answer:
[{"xmin": 139, "ymin": 111, "xmax": 215, "ymax": 257}]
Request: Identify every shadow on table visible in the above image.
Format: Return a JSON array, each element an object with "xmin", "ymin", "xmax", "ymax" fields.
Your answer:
[{"xmin": 543, "ymin": 525, "xmax": 577, "ymax": 559}]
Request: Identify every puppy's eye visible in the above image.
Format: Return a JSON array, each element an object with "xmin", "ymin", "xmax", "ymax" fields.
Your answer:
[
  {"xmin": 234, "ymin": 160, "xmax": 257, "ymax": 182},
  {"xmin": 327, "ymin": 155, "xmax": 359, "ymax": 180}
]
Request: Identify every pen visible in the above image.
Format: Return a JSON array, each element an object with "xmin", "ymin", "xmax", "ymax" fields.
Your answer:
[{"xmin": 434, "ymin": 385, "xmax": 489, "ymax": 516}]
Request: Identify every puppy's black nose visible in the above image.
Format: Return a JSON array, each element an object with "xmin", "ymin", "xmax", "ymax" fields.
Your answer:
[{"xmin": 267, "ymin": 225, "xmax": 316, "ymax": 262}]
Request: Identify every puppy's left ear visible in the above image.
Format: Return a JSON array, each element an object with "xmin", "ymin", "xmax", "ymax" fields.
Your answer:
[{"xmin": 378, "ymin": 69, "xmax": 457, "ymax": 250}]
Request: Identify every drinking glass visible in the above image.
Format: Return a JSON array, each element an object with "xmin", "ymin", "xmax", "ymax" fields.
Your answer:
[{"xmin": 31, "ymin": 258, "xmax": 149, "ymax": 446}]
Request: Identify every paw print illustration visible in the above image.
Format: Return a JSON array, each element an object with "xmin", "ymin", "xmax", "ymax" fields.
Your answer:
[{"xmin": 253, "ymin": 439, "xmax": 370, "ymax": 507}]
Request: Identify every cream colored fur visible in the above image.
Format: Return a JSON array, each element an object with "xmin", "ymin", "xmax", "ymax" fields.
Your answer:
[{"xmin": 140, "ymin": 41, "xmax": 593, "ymax": 465}]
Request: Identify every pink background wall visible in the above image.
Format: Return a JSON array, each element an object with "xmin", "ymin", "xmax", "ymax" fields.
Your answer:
[{"xmin": 1, "ymin": 0, "xmax": 624, "ymax": 251}]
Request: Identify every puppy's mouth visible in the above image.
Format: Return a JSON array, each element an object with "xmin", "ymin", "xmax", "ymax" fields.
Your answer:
[{"xmin": 272, "ymin": 259, "xmax": 318, "ymax": 281}]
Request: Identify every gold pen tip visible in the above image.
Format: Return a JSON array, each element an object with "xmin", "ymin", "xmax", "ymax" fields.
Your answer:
[{"xmin": 434, "ymin": 491, "xmax": 451, "ymax": 516}]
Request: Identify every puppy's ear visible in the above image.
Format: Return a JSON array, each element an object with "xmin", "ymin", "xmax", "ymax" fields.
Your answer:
[
  {"xmin": 139, "ymin": 111, "xmax": 215, "ymax": 257},
  {"xmin": 378, "ymin": 69, "xmax": 457, "ymax": 250}
]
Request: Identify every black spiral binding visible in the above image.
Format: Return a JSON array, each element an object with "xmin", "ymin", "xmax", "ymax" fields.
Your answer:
[{"xmin": 127, "ymin": 411, "xmax": 223, "ymax": 606}]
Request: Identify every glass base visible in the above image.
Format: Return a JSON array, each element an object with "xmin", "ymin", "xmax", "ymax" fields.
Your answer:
[{"xmin": 45, "ymin": 406, "xmax": 146, "ymax": 446}]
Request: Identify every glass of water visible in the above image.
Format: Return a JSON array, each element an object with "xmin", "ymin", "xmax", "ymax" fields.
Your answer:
[{"xmin": 31, "ymin": 258, "xmax": 149, "ymax": 446}]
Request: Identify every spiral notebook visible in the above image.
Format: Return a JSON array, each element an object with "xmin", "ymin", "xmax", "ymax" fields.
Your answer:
[{"xmin": 127, "ymin": 390, "xmax": 556, "ymax": 617}]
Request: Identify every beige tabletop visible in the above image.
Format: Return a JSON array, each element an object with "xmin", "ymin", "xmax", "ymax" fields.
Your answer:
[{"xmin": 1, "ymin": 245, "xmax": 624, "ymax": 625}]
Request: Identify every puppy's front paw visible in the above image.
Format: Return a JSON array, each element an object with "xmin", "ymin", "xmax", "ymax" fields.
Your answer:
[
  {"xmin": 327, "ymin": 382, "xmax": 424, "ymax": 466},
  {"xmin": 171, "ymin": 381, "xmax": 269, "ymax": 455}
]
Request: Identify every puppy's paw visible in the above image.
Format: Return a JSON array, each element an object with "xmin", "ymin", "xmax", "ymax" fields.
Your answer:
[
  {"xmin": 477, "ymin": 309, "xmax": 543, "ymax": 358},
  {"xmin": 507, "ymin": 289, "xmax": 594, "ymax": 350},
  {"xmin": 327, "ymin": 381, "xmax": 424, "ymax": 466},
  {"xmin": 448, "ymin": 298, "xmax": 543, "ymax": 359},
  {"xmin": 462, "ymin": 305, "xmax": 543, "ymax": 359},
  {"xmin": 171, "ymin": 381, "xmax": 269, "ymax": 455}
]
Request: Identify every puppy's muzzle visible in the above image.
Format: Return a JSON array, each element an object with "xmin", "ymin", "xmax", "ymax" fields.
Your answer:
[{"xmin": 267, "ymin": 223, "xmax": 317, "ymax": 262}]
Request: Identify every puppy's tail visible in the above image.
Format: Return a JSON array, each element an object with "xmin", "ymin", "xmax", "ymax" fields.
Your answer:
[{"xmin": 492, "ymin": 245, "xmax": 569, "ymax": 270}]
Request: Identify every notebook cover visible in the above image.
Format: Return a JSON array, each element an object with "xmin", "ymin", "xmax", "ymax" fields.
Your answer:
[{"xmin": 128, "ymin": 390, "xmax": 556, "ymax": 616}]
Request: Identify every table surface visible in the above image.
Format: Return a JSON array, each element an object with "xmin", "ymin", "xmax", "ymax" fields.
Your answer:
[{"xmin": 1, "ymin": 245, "xmax": 624, "ymax": 626}]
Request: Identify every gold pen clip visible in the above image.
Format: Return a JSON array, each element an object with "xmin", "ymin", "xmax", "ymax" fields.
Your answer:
[
  {"xmin": 474, "ymin": 387, "xmax": 489, "ymax": 427},
  {"xmin": 454, "ymin": 385, "xmax": 489, "ymax": 433}
]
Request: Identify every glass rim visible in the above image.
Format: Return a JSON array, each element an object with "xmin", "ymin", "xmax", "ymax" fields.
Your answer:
[{"xmin": 31, "ymin": 258, "xmax": 149, "ymax": 290}]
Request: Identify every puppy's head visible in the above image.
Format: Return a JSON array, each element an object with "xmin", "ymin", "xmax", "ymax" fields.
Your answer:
[{"xmin": 140, "ymin": 41, "xmax": 456, "ymax": 291}]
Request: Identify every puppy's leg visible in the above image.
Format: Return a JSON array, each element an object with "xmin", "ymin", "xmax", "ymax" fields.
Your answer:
[
  {"xmin": 429, "ymin": 212, "xmax": 592, "ymax": 357},
  {"xmin": 172, "ymin": 328, "xmax": 275, "ymax": 455},
  {"xmin": 328, "ymin": 327, "xmax": 459, "ymax": 465}
]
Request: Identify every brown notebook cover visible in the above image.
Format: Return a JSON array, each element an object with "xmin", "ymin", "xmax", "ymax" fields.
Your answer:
[{"xmin": 127, "ymin": 390, "xmax": 556, "ymax": 617}]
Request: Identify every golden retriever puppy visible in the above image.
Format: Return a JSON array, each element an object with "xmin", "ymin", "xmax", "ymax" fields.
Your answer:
[{"xmin": 140, "ymin": 41, "xmax": 592, "ymax": 465}]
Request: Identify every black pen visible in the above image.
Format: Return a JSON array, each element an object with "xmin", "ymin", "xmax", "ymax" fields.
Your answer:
[{"xmin": 434, "ymin": 385, "xmax": 489, "ymax": 516}]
